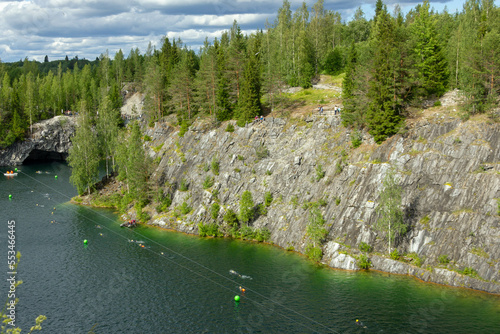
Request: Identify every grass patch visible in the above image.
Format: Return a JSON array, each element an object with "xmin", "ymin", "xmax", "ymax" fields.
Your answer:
[
  {"xmin": 469, "ymin": 247, "xmax": 489, "ymax": 259},
  {"xmin": 286, "ymin": 88, "xmax": 338, "ymax": 104}
]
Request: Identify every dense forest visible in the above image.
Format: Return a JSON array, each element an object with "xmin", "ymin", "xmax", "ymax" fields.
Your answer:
[{"xmin": 0, "ymin": 0, "xmax": 499, "ymax": 148}]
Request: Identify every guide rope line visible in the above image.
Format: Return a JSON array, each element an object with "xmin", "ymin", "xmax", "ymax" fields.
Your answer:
[{"xmin": 13, "ymin": 171, "xmax": 339, "ymax": 333}]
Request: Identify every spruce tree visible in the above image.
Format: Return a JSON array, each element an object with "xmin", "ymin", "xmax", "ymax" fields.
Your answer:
[
  {"xmin": 341, "ymin": 42, "xmax": 362, "ymax": 127},
  {"xmin": 410, "ymin": 1, "xmax": 449, "ymax": 96},
  {"xmin": 236, "ymin": 37, "xmax": 261, "ymax": 126},
  {"xmin": 366, "ymin": 7, "xmax": 403, "ymax": 143}
]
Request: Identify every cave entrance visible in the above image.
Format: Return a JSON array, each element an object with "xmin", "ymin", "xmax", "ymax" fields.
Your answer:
[{"xmin": 23, "ymin": 149, "xmax": 67, "ymax": 164}]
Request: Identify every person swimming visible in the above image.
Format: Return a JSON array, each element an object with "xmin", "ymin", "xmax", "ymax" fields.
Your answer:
[{"xmin": 355, "ymin": 319, "xmax": 367, "ymax": 329}]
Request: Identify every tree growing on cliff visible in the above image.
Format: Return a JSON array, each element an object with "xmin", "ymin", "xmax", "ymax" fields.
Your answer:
[
  {"xmin": 305, "ymin": 206, "xmax": 327, "ymax": 262},
  {"xmin": 68, "ymin": 101, "xmax": 100, "ymax": 195},
  {"xmin": 239, "ymin": 190, "xmax": 255, "ymax": 224},
  {"xmin": 375, "ymin": 168, "xmax": 406, "ymax": 254}
]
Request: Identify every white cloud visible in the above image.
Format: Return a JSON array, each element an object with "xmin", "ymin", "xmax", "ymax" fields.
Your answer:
[{"xmin": 0, "ymin": 0, "xmax": 477, "ymax": 62}]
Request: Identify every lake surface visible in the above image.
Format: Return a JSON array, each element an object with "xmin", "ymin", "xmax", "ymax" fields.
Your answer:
[{"xmin": 1, "ymin": 162, "xmax": 499, "ymax": 333}]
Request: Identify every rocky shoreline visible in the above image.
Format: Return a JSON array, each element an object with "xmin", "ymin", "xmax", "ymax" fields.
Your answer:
[{"xmin": 4, "ymin": 108, "xmax": 500, "ymax": 295}]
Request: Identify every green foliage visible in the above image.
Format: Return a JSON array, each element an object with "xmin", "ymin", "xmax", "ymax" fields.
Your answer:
[
  {"xmin": 462, "ymin": 267, "xmax": 478, "ymax": 278},
  {"xmin": 143, "ymin": 135, "xmax": 152, "ymax": 141},
  {"xmin": 335, "ymin": 161, "xmax": 343, "ymax": 175},
  {"xmin": 176, "ymin": 201, "xmax": 192, "ymax": 216},
  {"xmin": 202, "ymin": 176, "xmax": 215, "ymax": 189},
  {"xmin": 433, "ymin": 100, "xmax": 442, "ymax": 107},
  {"xmin": 335, "ymin": 197, "xmax": 341, "ymax": 206},
  {"xmin": 254, "ymin": 227, "xmax": 271, "ymax": 242},
  {"xmin": 315, "ymin": 164, "xmax": 325, "ymax": 181},
  {"xmin": 155, "ymin": 193, "xmax": 172, "ymax": 213},
  {"xmin": 410, "ymin": 1, "xmax": 448, "ymax": 97},
  {"xmin": 212, "ymin": 188, "xmax": 219, "ymax": 201},
  {"xmin": 351, "ymin": 130, "xmax": 363, "ymax": 148},
  {"xmin": 390, "ymin": 248, "xmax": 400, "ymax": 260},
  {"xmin": 305, "ymin": 244, "xmax": 323, "ymax": 262},
  {"xmin": 223, "ymin": 209, "xmax": 239, "ymax": 228},
  {"xmin": 211, "ymin": 156, "xmax": 220, "ymax": 175},
  {"xmin": 135, "ymin": 202, "xmax": 151, "ymax": 223},
  {"xmin": 306, "ymin": 207, "xmax": 327, "ymax": 250},
  {"xmin": 405, "ymin": 252, "xmax": 422, "ymax": 267},
  {"xmin": 179, "ymin": 178, "xmax": 189, "ymax": 191},
  {"xmin": 359, "ymin": 242, "xmax": 373, "ymax": 253},
  {"xmin": 211, "ymin": 203, "xmax": 220, "ymax": 220},
  {"xmin": 255, "ymin": 145, "xmax": 270, "ymax": 160},
  {"xmin": 290, "ymin": 195, "xmax": 299, "ymax": 208},
  {"xmin": 357, "ymin": 254, "xmax": 372, "ymax": 269},
  {"xmin": 198, "ymin": 222, "xmax": 222, "ymax": 237},
  {"xmin": 265, "ymin": 169, "xmax": 272, "ymax": 175},
  {"xmin": 239, "ymin": 190, "xmax": 255, "ymax": 223},
  {"xmin": 438, "ymin": 254, "xmax": 450, "ymax": 264},
  {"xmin": 203, "ymin": 163, "xmax": 210, "ymax": 172},
  {"xmin": 497, "ymin": 199, "xmax": 500, "ymax": 216},
  {"xmin": 0, "ymin": 252, "xmax": 47, "ymax": 333},
  {"xmin": 68, "ymin": 101, "xmax": 100, "ymax": 195},
  {"xmin": 322, "ymin": 47, "xmax": 343, "ymax": 75},
  {"xmin": 318, "ymin": 198, "xmax": 328, "ymax": 207},
  {"xmin": 264, "ymin": 191, "xmax": 273, "ymax": 207},
  {"xmin": 179, "ymin": 119, "xmax": 189, "ymax": 137},
  {"xmin": 239, "ymin": 225, "xmax": 255, "ymax": 240},
  {"xmin": 237, "ymin": 155, "xmax": 245, "ymax": 161},
  {"xmin": 258, "ymin": 203, "xmax": 268, "ymax": 216},
  {"xmin": 225, "ymin": 123, "xmax": 235, "ymax": 132},
  {"xmin": 119, "ymin": 193, "xmax": 134, "ymax": 213},
  {"xmin": 375, "ymin": 168, "xmax": 406, "ymax": 254}
]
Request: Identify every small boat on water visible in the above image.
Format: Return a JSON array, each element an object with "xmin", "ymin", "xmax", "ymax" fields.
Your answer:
[
  {"xmin": 120, "ymin": 219, "xmax": 137, "ymax": 228},
  {"xmin": 4, "ymin": 171, "xmax": 18, "ymax": 176}
]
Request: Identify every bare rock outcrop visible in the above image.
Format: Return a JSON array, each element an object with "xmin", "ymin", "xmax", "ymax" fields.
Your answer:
[{"xmin": 0, "ymin": 116, "xmax": 76, "ymax": 166}]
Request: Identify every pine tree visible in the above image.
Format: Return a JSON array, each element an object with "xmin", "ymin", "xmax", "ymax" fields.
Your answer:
[
  {"xmin": 169, "ymin": 48, "xmax": 197, "ymax": 119},
  {"xmin": 68, "ymin": 101, "xmax": 100, "ymax": 195},
  {"xmin": 143, "ymin": 56, "xmax": 164, "ymax": 120}
]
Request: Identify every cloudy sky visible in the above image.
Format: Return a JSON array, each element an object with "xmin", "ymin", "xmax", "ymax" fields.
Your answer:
[{"xmin": 0, "ymin": 0, "xmax": 494, "ymax": 63}]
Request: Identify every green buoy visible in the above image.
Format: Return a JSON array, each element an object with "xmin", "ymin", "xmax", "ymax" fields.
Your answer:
[
  {"xmin": 83, "ymin": 239, "xmax": 88, "ymax": 245},
  {"xmin": 55, "ymin": 175, "xmax": 58, "ymax": 179},
  {"xmin": 9, "ymin": 194, "xmax": 12, "ymax": 199},
  {"xmin": 234, "ymin": 295, "xmax": 240, "ymax": 302},
  {"xmin": 14, "ymin": 168, "xmax": 17, "ymax": 172}
]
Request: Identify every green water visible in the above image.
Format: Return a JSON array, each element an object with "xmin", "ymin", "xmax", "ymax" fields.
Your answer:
[{"xmin": 1, "ymin": 162, "xmax": 499, "ymax": 333}]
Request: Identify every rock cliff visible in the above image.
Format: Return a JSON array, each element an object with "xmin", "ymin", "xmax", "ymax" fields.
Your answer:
[
  {"xmin": 0, "ymin": 116, "xmax": 76, "ymax": 166},
  {"xmin": 142, "ymin": 113, "xmax": 500, "ymax": 294}
]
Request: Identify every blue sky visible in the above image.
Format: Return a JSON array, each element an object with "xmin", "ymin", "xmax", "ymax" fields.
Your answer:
[{"xmin": 0, "ymin": 0, "xmax": 495, "ymax": 63}]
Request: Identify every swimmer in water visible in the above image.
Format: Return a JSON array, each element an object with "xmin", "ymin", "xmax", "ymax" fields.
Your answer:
[{"xmin": 355, "ymin": 319, "xmax": 367, "ymax": 329}]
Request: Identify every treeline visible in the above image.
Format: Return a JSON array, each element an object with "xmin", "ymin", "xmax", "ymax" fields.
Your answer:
[{"xmin": 1, "ymin": 0, "xmax": 499, "ymax": 148}]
